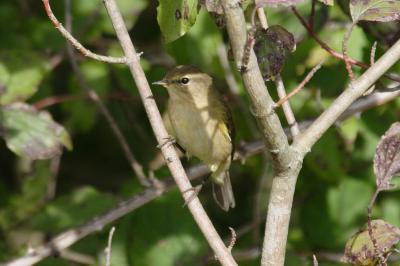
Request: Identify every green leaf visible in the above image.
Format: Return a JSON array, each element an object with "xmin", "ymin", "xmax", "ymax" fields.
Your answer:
[
  {"xmin": 350, "ymin": 0, "xmax": 400, "ymax": 22},
  {"xmin": 0, "ymin": 51, "xmax": 49, "ymax": 104},
  {"xmin": 338, "ymin": 117, "xmax": 360, "ymax": 151},
  {"xmin": 344, "ymin": 219, "xmax": 400, "ymax": 265},
  {"xmin": 1, "ymin": 103, "xmax": 72, "ymax": 160},
  {"xmin": 157, "ymin": 0, "xmax": 199, "ymax": 43},
  {"xmin": 327, "ymin": 178, "xmax": 373, "ymax": 227}
]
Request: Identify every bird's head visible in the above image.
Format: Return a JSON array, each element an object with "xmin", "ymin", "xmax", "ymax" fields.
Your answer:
[{"xmin": 153, "ymin": 65, "xmax": 213, "ymax": 99}]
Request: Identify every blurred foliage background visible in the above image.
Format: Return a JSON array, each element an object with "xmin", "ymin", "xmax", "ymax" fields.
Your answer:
[{"xmin": 0, "ymin": 0, "xmax": 399, "ymax": 265}]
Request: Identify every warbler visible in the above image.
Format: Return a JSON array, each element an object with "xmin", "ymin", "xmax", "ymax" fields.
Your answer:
[{"xmin": 153, "ymin": 65, "xmax": 235, "ymax": 211}]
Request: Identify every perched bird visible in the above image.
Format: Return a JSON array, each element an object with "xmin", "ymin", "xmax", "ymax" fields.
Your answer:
[{"xmin": 153, "ymin": 65, "xmax": 235, "ymax": 211}]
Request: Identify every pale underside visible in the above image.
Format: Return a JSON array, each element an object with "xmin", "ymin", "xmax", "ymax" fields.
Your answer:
[{"xmin": 165, "ymin": 97, "xmax": 232, "ymax": 184}]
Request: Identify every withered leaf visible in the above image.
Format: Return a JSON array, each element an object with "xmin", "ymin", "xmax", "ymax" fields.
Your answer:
[
  {"xmin": 373, "ymin": 122, "xmax": 400, "ymax": 190},
  {"xmin": 0, "ymin": 103, "xmax": 72, "ymax": 160},
  {"xmin": 253, "ymin": 25, "xmax": 295, "ymax": 80},
  {"xmin": 343, "ymin": 219, "xmax": 400, "ymax": 265},
  {"xmin": 350, "ymin": 0, "xmax": 400, "ymax": 23}
]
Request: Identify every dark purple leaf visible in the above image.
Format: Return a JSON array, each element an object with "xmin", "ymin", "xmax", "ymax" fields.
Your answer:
[
  {"xmin": 253, "ymin": 25, "xmax": 295, "ymax": 80},
  {"xmin": 343, "ymin": 219, "xmax": 400, "ymax": 265},
  {"xmin": 350, "ymin": 0, "xmax": 400, "ymax": 22},
  {"xmin": 256, "ymin": 0, "xmax": 305, "ymax": 7},
  {"xmin": 373, "ymin": 122, "xmax": 400, "ymax": 190}
]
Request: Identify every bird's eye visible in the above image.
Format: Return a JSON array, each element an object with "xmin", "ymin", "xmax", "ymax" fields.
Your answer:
[{"xmin": 180, "ymin": 77, "xmax": 190, "ymax": 84}]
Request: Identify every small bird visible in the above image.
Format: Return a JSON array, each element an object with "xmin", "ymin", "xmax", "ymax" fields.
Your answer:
[{"xmin": 153, "ymin": 65, "xmax": 235, "ymax": 211}]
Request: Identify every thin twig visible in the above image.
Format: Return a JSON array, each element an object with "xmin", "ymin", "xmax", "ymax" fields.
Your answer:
[
  {"xmin": 313, "ymin": 254, "xmax": 319, "ymax": 266},
  {"xmin": 63, "ymin": 0, "xmax": 150, "ymax": 187},
  {"xmin": 34, "ymin": 94, "xmax": 86, "ymax": 109},
  {"xmin": 256, "ymin": 8, "xmax": 268, "ymax": 29},
  {"xmin": 291, "ymin": 6, "xmax": 400, "ymax": 84},
  {"xmin": 294, "ymin": 39, "xmax": 400, "ymax": 154},
  {"xmin": 292, "ymin": 7, "xmax": 364, "ymax": 68},
  {"xmin": 293, "ymin": 7, "xmax": 400, "ymax": 84},
  {"xmin": 275, "ymin": 70, "xmax": 301, "ymax": 137},
  {"xmin": 308, "ymin": 0, "xmax": 316, "ymax": 30},
  {"xmin": 363, "ymin": 42, "xmax": 378, "ymax": 96},
  {"xmin": 42, "ymin": 0, "xmax": 126, "ymax": 64},
  {"xmin": 102, "ymin": 0, "xmax": 237, "ymax": 265},
  {"xmin": 105, "ymin": 227, "xmax": 115, "ymax": 266},
  {"xmin": 227, "ymin": 227, "xmax": 237, "ymax": 253},
  {"xmin": 275, "ymin": 61, "xmax": 323, "ymax": 108},
  {"xmin": 371, "ymin": 41, "xmax": 378, "ymax": 65},
  {"xmin": 367, "ymin": 189, "xmax": 382, "ymax": 263},
  {"xmin": 342, "ymin": 23, "xmax": 355, "ymax": 80},
  {"xmin": 59, "ymin": 249, "xmax": 95, "ymax": 265}
]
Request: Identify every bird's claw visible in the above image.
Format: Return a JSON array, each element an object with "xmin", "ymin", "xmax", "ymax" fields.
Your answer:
[{"xmin": 157, "ymin": 136, "xmax": 176, "ymax": 149}]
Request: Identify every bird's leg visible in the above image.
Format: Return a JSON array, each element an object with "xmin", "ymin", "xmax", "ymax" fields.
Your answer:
[{"xmin": 182, "ymin": 174, "xmax": 211, "ymax": 208}]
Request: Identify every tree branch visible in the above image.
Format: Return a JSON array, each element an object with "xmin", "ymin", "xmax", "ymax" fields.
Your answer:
[
  {"xmin": 101, "ymin": 0, "xmax": 237, "ymax": 265},
  {"xmin": 220, "ymin": 3, "xmax": 303, "ymax": 266},
  {"xmin": 42, "ymin": 0, "xmax": 126, "ymax": 64},
  {"xmin": 294, "ymin": 38, "xmax": 400, "ymax": 155}
]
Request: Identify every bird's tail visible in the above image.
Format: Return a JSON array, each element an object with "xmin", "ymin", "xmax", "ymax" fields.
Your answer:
[{"xmin": 212, "ymin": 171, "xmax": 235, "ymax": 211}]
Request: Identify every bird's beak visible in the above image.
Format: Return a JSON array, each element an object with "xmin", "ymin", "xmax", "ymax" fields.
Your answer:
[{"xmin": 152, "ymin": 80, "xmax": 168, "ymax": 86}]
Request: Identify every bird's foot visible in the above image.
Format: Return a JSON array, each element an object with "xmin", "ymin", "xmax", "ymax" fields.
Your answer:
[{"xmin": 157, "ymin": 136, "xmax": 176, "ymax": 149}]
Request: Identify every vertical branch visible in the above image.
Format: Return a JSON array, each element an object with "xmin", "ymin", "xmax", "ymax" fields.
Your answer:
[
  {"xmin": 220, "ymin": 2, "xmax": 303, "ymax": 266},
  {"xmin": 101, "ymin": 1, "xmax": 237, "ymax": 265},
  {"xmin": 342, "ymin": 23, "xmax": 356, "ymax": 80},
  {"xmin": 275, "ymin": 76, "xmax": 301, "ymax": 137},
  {"xmin": 221, "ymin": 1, "xmax": 291, "ymax": 169},
  {"xmin": 367, "ymin": 189, "xmax": 381, "ymax": 262}
]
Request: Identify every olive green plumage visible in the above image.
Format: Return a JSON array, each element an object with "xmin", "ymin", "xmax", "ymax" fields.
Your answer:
[{"xmin": 154, "ymin": 65, "xmax": 235, "ymax": 211}]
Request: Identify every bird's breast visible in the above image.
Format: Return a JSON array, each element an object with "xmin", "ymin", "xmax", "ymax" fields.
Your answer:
[{"xmin": 167, "ymin": 100, "xmax": 231, "ymax": 164}]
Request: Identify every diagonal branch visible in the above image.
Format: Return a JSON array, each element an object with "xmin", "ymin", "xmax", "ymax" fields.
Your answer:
[
  {"xmin": 101, "ymin": 0, "xmax": 237, "ymax": 265},
  {"xmin": 294, "ymin": 38, "xmax": 400, "ymax": 155}
]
